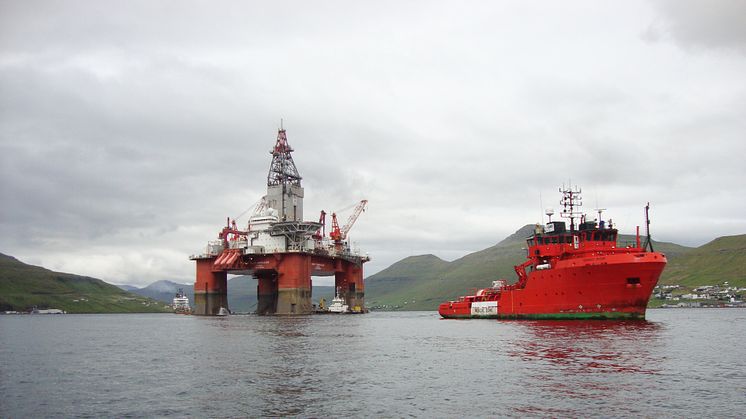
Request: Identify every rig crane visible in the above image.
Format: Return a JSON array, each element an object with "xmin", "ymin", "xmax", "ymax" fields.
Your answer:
[
  {"xmin": 329, "ymin": 200, "xmax": 368, "ymax": 244},
  {"xmin": 312, "ymin": 210, "xmax": 327, "ymax": 240},
  {"xmin": 233, "ymin": 195, "xmax": 268, "ymax": 230}
]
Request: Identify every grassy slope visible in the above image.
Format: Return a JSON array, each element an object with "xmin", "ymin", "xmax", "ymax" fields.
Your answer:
[
  {"xmin": 365, "ymin": 226, "xmax": 532, "ymax": 310},
  {"xmin": 658, "ymin": 234, "xmax": 746, "ymax": 287},
  {"xmin": 0, "ymin": 253, "xmax": 170, "ymax": 313},
  {"xmin": 364, "ymin": 226, "xmax": 728, "ymax": 311}
]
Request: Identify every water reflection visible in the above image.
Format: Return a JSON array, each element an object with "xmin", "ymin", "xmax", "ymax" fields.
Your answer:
[
  {"xmin": 254, "ymin": 317, "xmax": 317, "ymax": 416},
  {"xmin": 506, "ymin": 320, "xmax": 666, "ymax": 416},
  {"xmin": 509, "ymin": 320, "xmax": 665, "ymax": 374},
  {"xmin": 250, "ymin": 316, "xmax": 366, "ymax": 417}
]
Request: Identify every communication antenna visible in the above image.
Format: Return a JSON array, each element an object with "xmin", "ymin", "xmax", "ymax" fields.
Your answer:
[
  {"xmin": 539, "ymin": 192, "xmax": 544, "ymax": 223},
  {"xmin": 559, "ymin": 183, "xmax": 582, "ymax": 231}
]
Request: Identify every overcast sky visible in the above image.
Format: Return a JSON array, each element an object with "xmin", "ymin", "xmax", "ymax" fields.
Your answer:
[{"xmin": 1, "ymin": 0, "xmax": 745, "ymax": 287}]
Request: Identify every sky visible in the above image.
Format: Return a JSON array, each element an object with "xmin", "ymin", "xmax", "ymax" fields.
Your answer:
[{"xmin": 1, "ymin": 0, "xmax": 745, "ymax": 287}]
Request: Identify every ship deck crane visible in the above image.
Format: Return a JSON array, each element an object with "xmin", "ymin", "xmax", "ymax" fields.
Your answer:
[{"xmin": 330, "ymin": 200, "xmax": 368, "ymax": 243}]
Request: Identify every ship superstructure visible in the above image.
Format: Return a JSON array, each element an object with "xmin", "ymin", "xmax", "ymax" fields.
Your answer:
[
  {"xmin": 439, "ymin": 185, "xmax": 667, "ymax": 320},
  {"xmin": 172, "ymin": 288, "xmax": 191, "ymax": 314}
]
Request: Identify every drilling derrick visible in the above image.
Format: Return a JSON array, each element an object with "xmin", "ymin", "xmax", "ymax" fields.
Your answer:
[
  {"xmin": 190, "ymin": 126, "xmax": 369, "ymax": 316},
  {"xmin": 266, "ymin": 128, "xmax": 304, "ymax": 222}
]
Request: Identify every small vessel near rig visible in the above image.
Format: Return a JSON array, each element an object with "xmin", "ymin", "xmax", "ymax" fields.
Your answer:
[
  {"xmin": 439, "ymin": 185, "xmax": 667, "ymax": 320},
  {"xmin": 328, "ymin": 288, "xmax": 350, "ymax": 313},
  {"xmin": 172, "ymin": 289, "xmax": 192, "ymax": 314}
]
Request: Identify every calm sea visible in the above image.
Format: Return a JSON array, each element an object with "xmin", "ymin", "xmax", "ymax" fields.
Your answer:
[{"xmin": 1, "ymin": 309, "xmax": 744, "ymax": 418}]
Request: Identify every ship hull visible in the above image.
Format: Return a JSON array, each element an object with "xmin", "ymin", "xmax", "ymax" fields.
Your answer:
[{"xmin": 439, "ymin": 252, "xmax": 666, "ymax": 320}]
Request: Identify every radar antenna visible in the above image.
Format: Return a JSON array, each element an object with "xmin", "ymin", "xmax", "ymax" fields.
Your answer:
[
  {"xmin": 594, "ymin": 208, "xmax": 606, "ymax": 228},
  {"xmin": 545, "ymin": 208, "xmax": 555, "ymax": 222}
]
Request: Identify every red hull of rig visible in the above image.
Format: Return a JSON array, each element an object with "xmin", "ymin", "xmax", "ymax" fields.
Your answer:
[
  {"xmin": 191, "ymin": 127, "xmax": 368, "ymax": 315},
  {"xmin": 439, "ymin": 186, "xmax": 667, "ymax": 320},
  {"xmin": 193, "ymin": 252, "xmax": 365, "ymax": 316}
]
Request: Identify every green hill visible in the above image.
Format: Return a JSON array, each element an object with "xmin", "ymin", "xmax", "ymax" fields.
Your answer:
[
  {"xmin": 659, "ymin": 234, "xmax": 746, "ymax": 287},
  {"xmin": 364, "ymin": 226, "xmax": 740, "ymax": 311},
  {"xmin": 365, "ymin": 225, "xmax": 533, "ymax": 311},
  {"xmin": 0, "ymin": 253, "xmax": 170, "ymax": 313}
]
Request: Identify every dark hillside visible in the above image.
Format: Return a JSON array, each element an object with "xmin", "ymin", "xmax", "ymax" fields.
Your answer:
[{"xmin": 0, "ymin": 253, "xmax": 169, "ymax": 313}]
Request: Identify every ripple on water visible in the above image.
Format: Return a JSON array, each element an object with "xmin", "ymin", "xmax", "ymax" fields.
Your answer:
[{"xmin": 1, "ymin": 310, "xmax": 745, "ymax": 417}]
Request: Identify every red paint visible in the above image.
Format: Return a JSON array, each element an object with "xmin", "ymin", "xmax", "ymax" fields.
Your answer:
[
  {"xmin": 195, "ymin": 258, "xmax": 227, "ymax": 294},
  {"xmin": 276, "ymin": 253, "xmax": 312, "ymax": 291}
]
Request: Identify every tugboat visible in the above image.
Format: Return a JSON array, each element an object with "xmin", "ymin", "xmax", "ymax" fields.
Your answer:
[
  {"xmin": 439, "ymin": 185, "xmax": 667, "ymax": 320},
  {"xmin": 172, "ymin": 289, "xmax": 192, "ymax": 314}
]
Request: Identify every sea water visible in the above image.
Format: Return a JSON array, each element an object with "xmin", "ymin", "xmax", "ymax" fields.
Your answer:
[{"xmin": 1, "ymin": 309, "xmax": 744, "ymax": 417}]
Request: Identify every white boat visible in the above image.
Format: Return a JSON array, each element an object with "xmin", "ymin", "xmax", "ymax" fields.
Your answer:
[
  {"xmin": 172, "ymin": 289, "xmax": 191, "ymax": 314},
  {"xmin": 30, "ymin": 307, "xmax": 65, "ymax": 314},
  {"xmin": 328, "ymin": 290, "xmax": 349, "ymax": 313},
  {"xmin": 216, "ymin": 307, "xmax": 230, "ymax": 316}
]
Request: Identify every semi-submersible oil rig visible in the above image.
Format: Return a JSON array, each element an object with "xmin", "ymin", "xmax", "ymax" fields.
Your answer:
[{"xmin": 190, "ymin": 128, "xmax": 369, "ymax": 315}]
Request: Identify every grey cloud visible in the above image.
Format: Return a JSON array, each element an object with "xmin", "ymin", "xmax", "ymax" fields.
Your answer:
[
  {"xmin": 648, "ymin": 0, "xmax": 746, "ymax": 52},
  {"xmin": 1, "ymin": 1, "xmax": 745, "ymax": 286}
]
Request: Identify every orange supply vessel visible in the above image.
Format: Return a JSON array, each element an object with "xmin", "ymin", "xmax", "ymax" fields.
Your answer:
[{"xmin": 439, "ymin": 185, "xmax": 667, "ymax": 320}]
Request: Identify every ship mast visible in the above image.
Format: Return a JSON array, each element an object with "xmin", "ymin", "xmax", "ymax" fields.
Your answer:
[
  {"xmin": 643, "ymin": 202, "xmax": 654, "ymax": 252},
  {"xmin": 559, "ymin": 184, "xmax": 583, "ymax": 232}
]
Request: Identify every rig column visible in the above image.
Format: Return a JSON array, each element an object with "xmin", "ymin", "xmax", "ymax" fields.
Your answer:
[
  {"xmin": 335, "ymin": 261, "xmax": 365, "ymax": 312},
  {"xmin": 193, "ymin": 258, "xmax": 228, "ymax": 316},
  {"xmin": 350, "ymin": 263, "xmax": 365, "ymax": 311},
  {"xmin": 276, "ymin": 253, "xmax": 313, "ymax": 315},
  {"xmin": 256, "ymin": 271, "xmax": 278, "ymax": 315}
]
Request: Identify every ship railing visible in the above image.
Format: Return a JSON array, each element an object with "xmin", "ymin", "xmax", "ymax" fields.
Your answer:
[
  {"xmin": 618, "ymin": 240, "xmax": 644, "ymax": 249},
  {"xmin": 189, "ymin": 253, "xmax": 215, "ymax": 260},
  {"xmin": 228, "ymin": 240, "xmax": 248, "ymax": 250}
]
